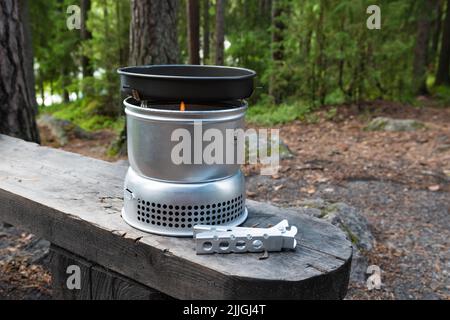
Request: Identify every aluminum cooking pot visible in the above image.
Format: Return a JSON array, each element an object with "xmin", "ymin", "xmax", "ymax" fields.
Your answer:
[{"xmin": 125, "ymin": 98, "xmax": 247, "ymax": 183}]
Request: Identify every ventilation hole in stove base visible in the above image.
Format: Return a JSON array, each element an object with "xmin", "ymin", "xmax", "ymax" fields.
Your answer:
[{"xmin": 135, "ymin": 195, "xmax": 244, "ymax": 229}]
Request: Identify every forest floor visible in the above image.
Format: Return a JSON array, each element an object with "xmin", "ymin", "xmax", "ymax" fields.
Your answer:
[{"xmin": 1, "ymin": 99, "xmax": 449, "ymax": 300}]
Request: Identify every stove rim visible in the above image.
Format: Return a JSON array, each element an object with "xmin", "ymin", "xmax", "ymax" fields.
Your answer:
[
  {"xmin": 121, "ymin": 207, "xmax": 248, "ymax": 237},
  {"xmin": 124, "ymin": 97, "xmax": 248, "ymax": 122},
  {"xmin": 124, "ymin": 96, "xmax": 248, "ymax": 112}
]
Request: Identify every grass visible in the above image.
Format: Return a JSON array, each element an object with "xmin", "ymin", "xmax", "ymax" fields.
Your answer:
[
  {"xmin": 433, "ymin": 85, "xmax": 450, "ymax": 107},
  {"xmin": 246, "ymin": 101, "xmax": 314, "ymax": 126},
  {"xmin": 39, "ymin": 98, "xmax": 124, "ymax": 133}
]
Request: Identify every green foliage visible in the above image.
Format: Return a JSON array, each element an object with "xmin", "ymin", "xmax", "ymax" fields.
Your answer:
[
  {"xmin": 433, "ymin": 86, "xmax": 450, "ymax": 106},
  {"xmin": 39, "ymin": 99, "xmax": 124, "ymax": 133},
  {"xmin": 29, "ymin": 0, "xmax": 450, "ymax": 132},
  {"xmin": 325, "ymin": 107, "xmax": 338, "ymax": 121},
  {"xmin": 225, "ymin": 0, "xmax": 272, "ymax": 101},
  {"xmin": 85, "ymin": 0, "xmax": 130, "ymax": 104},
  {"xmin": 30, "ymin": 0, "xmax": 130, "ymax": 114},
  {"xmin": 225, "ymin": 0, "xmax": 423, "ymax": 108},
  {"xmin": 30, "ymin": 0, "xmax": 79, "ymax": 99},
  {"xmin": 246, "ymin": 100, "xmax": 313, "ymax": 126}
]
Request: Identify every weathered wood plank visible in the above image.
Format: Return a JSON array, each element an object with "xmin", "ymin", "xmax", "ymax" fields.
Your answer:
[
  {"xmin": 90, "ymin": 265, "xmax": 171, "ymax": 300},
  {"xmin": 50, "ymin": 245, "xmax": 92, "ymax": 300},
  {"xmin": 0, "ymin": 134, "xmax": 352, "ymax": 299},
  {"xmin": 50, "ymin": 245, "xmax": 171, "ymax": 300}
]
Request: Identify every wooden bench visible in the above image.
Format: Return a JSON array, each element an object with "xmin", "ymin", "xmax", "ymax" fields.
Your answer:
[{"xmin": 0, "ymin": 134, "xmax": 352, "ymax": 300}]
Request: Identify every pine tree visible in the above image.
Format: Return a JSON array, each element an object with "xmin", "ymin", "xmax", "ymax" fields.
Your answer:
[{"xmin": 0, "ymin": 0, "xmax": 40, "ymax": 143}]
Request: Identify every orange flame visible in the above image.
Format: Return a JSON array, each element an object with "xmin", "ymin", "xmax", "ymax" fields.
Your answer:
[{"xmin": 180, "ymin": 101, "xmax": 186, "ymax": 112}]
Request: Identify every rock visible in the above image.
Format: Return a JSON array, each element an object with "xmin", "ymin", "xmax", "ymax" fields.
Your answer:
[
  {"xmin": 278, "ymin": 139, "xmax": 295, "ymax": 160},
  {"xmin": 437, "ymin": 134, "xmax": 449, "ymax": 144},
  {"xmin": 255, "ymin": 136, "xmax": 295, "ymax": 160},
  {"xmin": 349, "ymin": 249, "xmax": 370, "ymax": 284},
  {"xmin": 296, "ymin": 198, "xmax": 375, "ymax": 284},
  {"xmin": 297, "ymin": 198, "xmax": 326, "ymax": 209},
  {"xmin": 300, "ymin": 200, "xmax": 375, "ymax": 251},
  {"xmin": 37, "ymin": 114, "xmax": 93, "ymax": 146},
  {"xmin": 365, "ymin": 117, "xmax": 426, "ymax": 132},
  {"xmin": 22, "ymin": 238, "xmax": 50, "ymax": 265},
  {"xmin": 321, "ymin": 202, "xmax": 374, "ymax": 251},
  {"xmin": 0, "ymin": 224, "xmax": 50, "ymax": 265},
  {"xmin": 435, "ymin": 144, "xmax": 450, "ymax": 153},
  {"xmin": 115, "ymin": 159, "xmax": 129, "ymax": 167}
]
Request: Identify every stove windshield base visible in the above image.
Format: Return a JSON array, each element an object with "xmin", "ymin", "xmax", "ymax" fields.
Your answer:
[{"xmin": 122, "ymin": 167, "xmax": 248, "ymax": 237}]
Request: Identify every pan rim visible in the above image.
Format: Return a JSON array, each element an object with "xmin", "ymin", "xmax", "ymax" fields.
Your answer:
[{"xmin": 117, "ymin": 64, "xmax": 256, "ymax": 80}]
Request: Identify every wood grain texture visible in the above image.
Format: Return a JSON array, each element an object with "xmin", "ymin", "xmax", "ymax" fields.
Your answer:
[
  {"xmin": 50, "ymin": 245, "xmax": 170, "ymax": 300},
  {"xmin": 0, "ymin": 134, "xmax": 352, "ymax": 299},
  {"xmin": 0, "ymin": 1, "xmax": 40, "ymax": 143},
  {"xmin": 50, "ymin": 245, "xmax": 92, "ymax": 300},
  {"xmin": 129, "ymin": 0, "xmax": 179, "ymax": 65},
  {"xmin": 90, "ymin": 265, "xmax": 170, "ymax": 300}
]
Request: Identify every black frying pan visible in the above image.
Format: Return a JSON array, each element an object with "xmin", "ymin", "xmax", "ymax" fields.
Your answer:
[{"xmin": 118, "ymin": 65, "xmax": 256, "ymax": 102}]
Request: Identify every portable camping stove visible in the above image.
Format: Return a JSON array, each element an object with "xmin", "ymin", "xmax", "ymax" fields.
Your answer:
[{"xmin": 118, "ymin": 65, "xmax": 256, "ymax": 236}]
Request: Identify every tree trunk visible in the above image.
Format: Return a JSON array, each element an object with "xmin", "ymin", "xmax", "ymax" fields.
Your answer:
[
  {"xmin": 260, "ymin": 0, "xmax": 272, "ymax": 19},
  {"xmin": 202, "ymin": 0, "xmax": 210, "ymax": 64},
  {"xmin": 19, "ymin": 0, "xmax": 37, "ymax": 113},
  {"xmin": 269, "ymin": 0, "xmax": 286, "ymax": 104},
  {"xmin": 117, "ymin": 0, "xmax": 179, "ymax": 156},
  {"xmin": 50, "ymin": 80, "xmax": 54, "ymax": 104},
  {"xmin": 187, "ymin": 0, "xmax": 200, "ymax": 65},
  {"xmin": 80, "ymin": 0, "xmax": 93, "ymax": 79},
  {"xmin": 129, "ymin": 0, "xmax": 179, "ymax": 65},
  {"xmin": 61, "ymin": 66, "xmax": 70, "ymax": 103},
  {"xmin": 431, "ymin": 0, "xmax": 443, "ymax": 63},
  {"xmin": 271, "ymin": 0, "xmax": 285, "ymax": 62},
  {"xmin": 40, "ymin": 75, "xmax": 45, "ymax": 107},
  {"xmin": 214, "ymin": 0, "xmax": 225, "ymax": 65},
  {"xmin": 436, "ymin": 0, "xmax": 450, "ymax": 86},
  {"xmin": 0, "ymin": 0, "xmax": 40, "ymax": 143},
  {"xmin": 413, "ymin": 0, "xmax": 433, "ymax": 95},
  {"xmin": 116, "ymin": 0, "xmax": 127, "ymax": 66}
]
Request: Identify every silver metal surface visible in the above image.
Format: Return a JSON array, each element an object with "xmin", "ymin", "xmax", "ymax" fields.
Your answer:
[
  {"xmin": 122, "ymin": 167, "xmax": 247, "ymax": 236},
  {"xmin": 194, "ymin": 220, "xmax": 298, "ymax": 254},
  {"xmin": 122, "ymin": 97, "xmax": 249, "ymax": 236},
  {"xmin": 125, "ymin": 97, "xmax": 247, "ymax": 183}
]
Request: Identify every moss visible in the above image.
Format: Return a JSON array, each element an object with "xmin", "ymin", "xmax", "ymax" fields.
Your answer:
[
  {"xmin": 411, "ymin": 121, "xmax": 426, "ymax": 130},
  {"xmin": 364, "ymin": 118, "xmax": 388, "ymax": 131},
  {"xmin": 318, "ymin": 203, "xmax": 339, "ymax": 219},
  {"xmin": 340, "ymin": 223, "xmax": 360, "ymax": 246}
]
